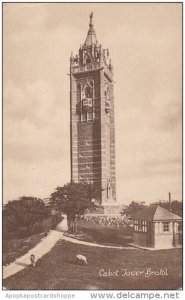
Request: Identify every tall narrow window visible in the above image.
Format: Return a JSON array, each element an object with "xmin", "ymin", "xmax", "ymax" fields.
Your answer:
[
  {"xmin": 138, "ymin": 221, "xmax": 142, "ymax": 231},
  {"xmin": 87, "ymin": 112, "xmax": 93, "ymax": 121},
  {"xmin": 80, "ymin": 80, "xmax": 94, "ymax": 123},
  {"xmin": 81, "ymin": 112, "xmax": 87, "ymax": 122}
]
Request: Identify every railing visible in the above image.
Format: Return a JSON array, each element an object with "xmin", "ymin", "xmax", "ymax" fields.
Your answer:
[
  {"xmin": 71, "ymin": 62, "xmax": 113, "ymax": 79},
  {"xmin": 71, "ymin": 62, "xmax": 100, "ymax": 73}
]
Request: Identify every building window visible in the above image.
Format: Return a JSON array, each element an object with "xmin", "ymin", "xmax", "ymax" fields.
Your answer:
[
  {"xmin": 163, "ymin": 222, "xmax": 170, "ymax": 232},
  {"xmin": 86, "ymin": 56, "xmax": 92, "ymax": 64},
  {"xmin": 134, "ymin": 220, "xmax": 147, "ymax": 232},
  {"xmin": 81, "ymin": 112, "xmax": 87, "ymax": 122},
  {"xmin": 143, "ymin": 221, "xmax": 147, "ymax": 232},
  {"xmin": 81, "ymin": 111, "xmax": 94, "ymax": 122},
  {"xmin": 134, "ymin": 221, "xmax": 138, "ymax": 232},
  {"xmin": 138, "ymin": 221, "xmax": 142, "ymax": 231},
  {"xmin": 87, "ymin": 112, "xmax": 93, "ymax": 121}
]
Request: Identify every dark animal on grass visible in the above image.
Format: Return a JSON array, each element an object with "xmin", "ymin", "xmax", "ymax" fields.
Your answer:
[
  {"xmin": 76, "ymin": 254, "xmax": 88, "ymax": 266},
  {"xmin": 30, "ymin": 254, "xmax": 37, "ymax": 267}
]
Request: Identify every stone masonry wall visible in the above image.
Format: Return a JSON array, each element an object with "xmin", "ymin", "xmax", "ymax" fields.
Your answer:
[{"xmin": 83, "ymin": 214, "xmax": 132, "ymax": 228}]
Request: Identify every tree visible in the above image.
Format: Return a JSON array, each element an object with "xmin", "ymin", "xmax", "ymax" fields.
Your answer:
[
  {"xmin": 151, "ymin": 200, "xmax": 182, "ymax": 216},
  {"xmin": 121, "ymin": 201, "xmax": 146, "ymax": 218},
  {"xmin": 171, "ymin": 200, "xmax": 182, "ymax": 216},
  {"xmin": 3, "ymin": 197, "xmax": 50, "ymax": 238},
  {"xmin": 50, "ymin": 182, "xmax": 97, "ymax": 233}
]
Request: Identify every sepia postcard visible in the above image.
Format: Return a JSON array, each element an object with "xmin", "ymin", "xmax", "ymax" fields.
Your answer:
[{"xmin": 2, "ymin": 2, "xmax": 183, "ymax": 293}]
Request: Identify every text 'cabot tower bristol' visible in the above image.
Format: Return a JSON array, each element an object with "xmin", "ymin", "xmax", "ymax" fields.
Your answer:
[{"xmin": 70, "ymin": 13, "xmax": 116, "ymax": 207}]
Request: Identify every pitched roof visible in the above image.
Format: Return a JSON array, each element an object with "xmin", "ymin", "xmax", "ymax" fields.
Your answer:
[{"xmin": 132, "ymin": 205, "xmax": 182, "ymax": 221}]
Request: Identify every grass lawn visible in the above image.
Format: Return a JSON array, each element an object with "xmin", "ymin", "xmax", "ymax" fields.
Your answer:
[
  {"xmin": 3, "ymin": 239, "xmax": 182, "ymax": 290},
  {"xmin": 76, "ymin": 220, "xmax": 133, "ymax": 246},
  {"xmin": 3, "ymin": 233, "xmax": 45, "ymax": 266}
]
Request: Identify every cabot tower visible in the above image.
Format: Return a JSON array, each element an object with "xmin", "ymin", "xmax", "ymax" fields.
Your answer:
[{"xmin": 70, "ymin": 13, "xmax": 116, "ymax": 205}]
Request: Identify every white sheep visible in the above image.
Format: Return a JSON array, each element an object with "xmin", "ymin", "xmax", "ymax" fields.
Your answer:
[{"xmin": 76, "ymin": 254, "xmax": 88, "ymax": 266}]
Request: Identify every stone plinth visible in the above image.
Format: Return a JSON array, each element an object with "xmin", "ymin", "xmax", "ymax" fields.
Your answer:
[
  {"xmin": 102, "ymin": 203, "xmax": 124, "ymax": 214},
  {"xmin": 84, "ymin": 212, "xmax": 128, "ymax": 228},
  {"xmin": 93, "ymin": 202, "xmax": 124, "ymax": 214}
]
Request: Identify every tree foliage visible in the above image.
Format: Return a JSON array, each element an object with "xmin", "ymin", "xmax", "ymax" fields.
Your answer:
[
  {"xmin": 122, "ymin": 200, "xmax": 182, "ymax": 219},
  {"xmin": 50, "ymin": 182, "xmax": 97, "ymax": 233},
  {"xmin": 3, "ymin": 197, "xmax": 50, "ymax": 239},
  {"xmin": 151, "ymin": 200, "xmax": 182, "ymax": 216},
  {"xmin": 121, "ymin": 201, "xmax": 145, "ymax": 218}
]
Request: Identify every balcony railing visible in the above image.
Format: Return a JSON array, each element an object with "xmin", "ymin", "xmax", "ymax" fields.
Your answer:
[
  {"xmin": 71, "ymin": 62, "xmax": 100, "ymax": 74},
  {"xmin": 71, "ymin": 62, "xmax": 113, "ymax": 80}
]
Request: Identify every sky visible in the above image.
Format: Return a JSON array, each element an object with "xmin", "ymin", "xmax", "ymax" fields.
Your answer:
[{"xmin": 3, "ymin": 3, "xmax": 182, "ymax": 205}]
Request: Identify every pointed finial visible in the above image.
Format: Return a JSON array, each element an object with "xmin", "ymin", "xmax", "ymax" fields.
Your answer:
[{"xmin": 89, "ymin": 12, "xmax": 93, "ymax": 27}]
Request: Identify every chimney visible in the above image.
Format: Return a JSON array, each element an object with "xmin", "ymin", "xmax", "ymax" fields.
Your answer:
[{"xmin": 169, "ymin": 192, "xmax": 172, "ymax": 211}]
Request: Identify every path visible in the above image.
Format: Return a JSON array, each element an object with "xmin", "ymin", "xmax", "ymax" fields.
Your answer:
[
  {"xmin": 3, "ymin": 230, "xmax": 63, "ymax": 280},
  {"xmin": 3, "ymin": 218, "xmax": 136, "ymax": 280}
]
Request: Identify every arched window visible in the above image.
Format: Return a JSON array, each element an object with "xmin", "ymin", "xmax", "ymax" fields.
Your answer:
[{"xmin": 86, "ymin": 55, "xmax": 92, "ymax": 64}]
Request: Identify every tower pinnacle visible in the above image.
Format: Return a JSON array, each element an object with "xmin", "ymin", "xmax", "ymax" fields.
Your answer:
[
  {"xmin": 84, "ymin": 12, "xmax": 97, "ymax": 47},
  {"xmin": 89, "ymin": 12, "xmax": 93, "ymax": 27}
]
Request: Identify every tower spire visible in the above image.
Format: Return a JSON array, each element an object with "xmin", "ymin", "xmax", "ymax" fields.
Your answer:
[
  {"xmin": 89, "ymin": 12, "xmax": 93, "ymax": 27},
  {"xmin": 84, "ymin": 12, "xmax": 97, "ymax": 47}
]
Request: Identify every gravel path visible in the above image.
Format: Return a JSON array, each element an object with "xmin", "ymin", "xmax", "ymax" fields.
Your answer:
[
  {"xmin": 3, "ymin": 218, "xmax": 135, "ymax": 280},
  {"xmin": 3, "ymin": 230, "xmax": 63, "ymax": 280}
]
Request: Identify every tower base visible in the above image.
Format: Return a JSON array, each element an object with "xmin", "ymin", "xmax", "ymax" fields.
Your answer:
[{"xmin": 94, "ymin": 202, "xmax": 124, "ymax": 214}]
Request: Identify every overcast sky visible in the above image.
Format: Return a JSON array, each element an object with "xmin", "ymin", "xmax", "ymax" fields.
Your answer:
[{"xmin": 3, "ymin": 3, "xmax": 182, "ymax": 205}]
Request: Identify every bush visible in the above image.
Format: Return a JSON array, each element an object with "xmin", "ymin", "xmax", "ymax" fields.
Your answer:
[
  {"xmin": 3, "ymin": 197, "xmax": 51, "ymax": 240},
  {"xmin": 32, "ymin": 218, "xmax": 52, "ymax": 234},
  {"xmin": 17, "ymin": 227, "xmax": 30, "ymax": 239}
]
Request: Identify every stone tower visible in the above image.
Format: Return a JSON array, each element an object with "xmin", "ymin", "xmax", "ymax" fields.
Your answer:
[{"xmin": 70, "ymin": 13, "xmax": 116, "ymax": 206}]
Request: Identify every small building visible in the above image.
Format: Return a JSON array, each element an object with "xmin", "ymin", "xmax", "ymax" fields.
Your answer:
[{"xmin": 132, "ymin": 205, "xmax": 182, "ymax": 249}]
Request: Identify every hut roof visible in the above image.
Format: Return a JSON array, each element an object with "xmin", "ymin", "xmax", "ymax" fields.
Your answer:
[{"xmin": 132, "ymin": 205, "xmax": 182, "ymax": 221}]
